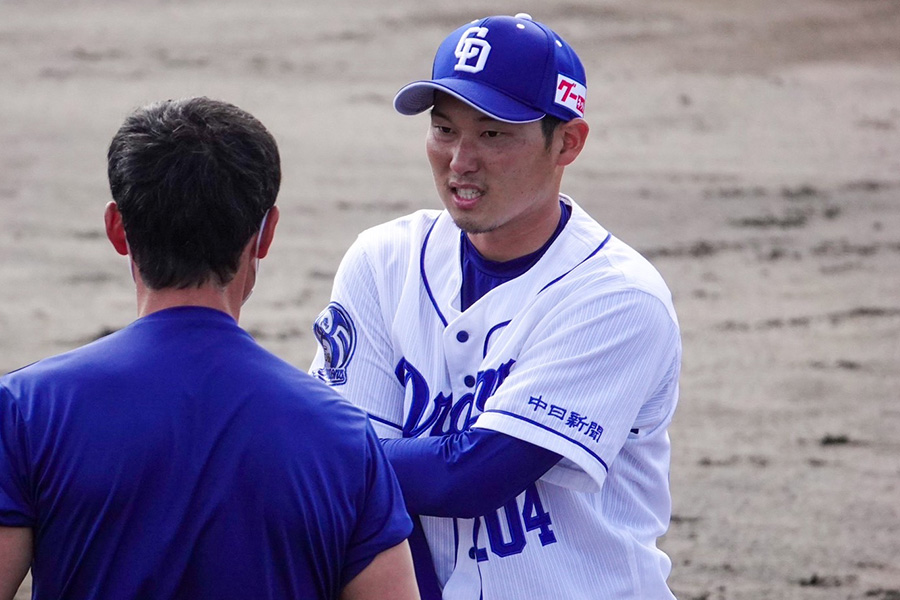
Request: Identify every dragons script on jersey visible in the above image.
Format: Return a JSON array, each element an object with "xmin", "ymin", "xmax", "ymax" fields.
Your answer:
[{"xmin": 311, "ymin": 195, "xmax": 682, "ymax": 599}]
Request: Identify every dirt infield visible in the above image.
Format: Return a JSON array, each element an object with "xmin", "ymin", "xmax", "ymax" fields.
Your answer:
[{"xmin": 2, "ymin": 1, "xmax": 899, "ymax": 598}]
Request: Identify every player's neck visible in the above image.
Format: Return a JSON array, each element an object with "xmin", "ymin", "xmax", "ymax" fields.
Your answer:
[
  {"xmin": 466, "ymin": 198, "xmax": 562, "ymax": 262},
  {"xmin": 135, "ymin": 284, "xmax": 243, "ymax": 322},
  {"xmin": 133, "ymin": 241, "xmax": 260, "ymax": 321}
]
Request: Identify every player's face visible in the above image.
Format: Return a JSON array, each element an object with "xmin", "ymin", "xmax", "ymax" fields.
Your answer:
[{"xmin": 426, "ymin": 94, "xmax": 565, "ymax": 261}]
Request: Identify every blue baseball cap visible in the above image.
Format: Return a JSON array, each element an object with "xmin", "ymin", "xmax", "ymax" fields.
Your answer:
[{"xmin": 394, "ymin": 13, "xmax": 587, "ymax": 123}]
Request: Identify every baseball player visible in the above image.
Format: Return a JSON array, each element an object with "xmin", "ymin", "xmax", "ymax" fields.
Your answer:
[{"xmin": 311, "ymin": 14, "xmax": 681, "ymax": 599}]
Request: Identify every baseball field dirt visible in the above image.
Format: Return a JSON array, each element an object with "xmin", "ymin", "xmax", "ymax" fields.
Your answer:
[{"xmin": 2, "ymin": 1, "xmax": 898, "ymax": 598}]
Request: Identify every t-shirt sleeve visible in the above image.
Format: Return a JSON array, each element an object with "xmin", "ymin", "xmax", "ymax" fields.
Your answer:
[
  {"xmin": 474, "ymin": 288, "xmax": 681, "ymax": 492},
  {"xmin": 0, "ymin": 383, "xmax": 35, "ymax": 527},
  {"xmin": 340, "ymin": 421, "xmax": 413, "ymax": 587},
  {"xmin": 309, "ymin": 239, "xmax": 406, "ymax": 439}
]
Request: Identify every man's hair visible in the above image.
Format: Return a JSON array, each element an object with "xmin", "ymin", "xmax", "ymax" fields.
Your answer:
[
  {"xmin": 540, "ymin": 115, "xmax": 564, "ymax": 149},
  {"xmin": 107, "ymin": 97, "xmax": 281, "ymax": 289}
]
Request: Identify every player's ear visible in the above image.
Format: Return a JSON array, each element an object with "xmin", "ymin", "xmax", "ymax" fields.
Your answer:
[
  {"xmin": 256, "ymin": 205, "xmax": 279, "ymax": 259},
  {"xmin": 104, "ymin": 201, "xmax": 129, "ymax": 256},
  {"xmin": 556, "ymin": 118, "xmax": 589, "ymax": 167}
]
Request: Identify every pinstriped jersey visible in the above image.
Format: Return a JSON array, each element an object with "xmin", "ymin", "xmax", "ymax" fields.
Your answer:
[{"xmin": 311, "ymin": 195, "xmax": 681, "ymax": 599}]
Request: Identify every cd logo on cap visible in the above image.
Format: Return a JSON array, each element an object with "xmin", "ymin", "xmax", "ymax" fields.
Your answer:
[{"xmin": 454, "ymin": 27, "xmax": 491, "ymax": 73}]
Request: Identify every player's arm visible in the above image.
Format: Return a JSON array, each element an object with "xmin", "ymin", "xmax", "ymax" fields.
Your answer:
[
  {"xmin": 476, "ymin": 288, "xmax": 682, "ymax": 491},
  {"xmin": 0, "ymin": 526, "xmax": 31, "ymax": 600},
  {"xmin": 339, "ymin": 420, "xmax": 420, "ymax": 598},
  {"xmin": 340, "ymin": 540, "xmax": 419, "ymax": 600},
  {"xmin": 381, "ymin": 429, "xmax": 561, "ymax": 518},
  {"xmin": 1, "ymin": 390, "xmax": 34, "ymax": 600},
  {"xmin": 385, "ymin": 288, "xmax": 679, "ymax": 518}
]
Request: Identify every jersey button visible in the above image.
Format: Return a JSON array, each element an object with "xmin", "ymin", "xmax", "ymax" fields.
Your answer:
[
  {"xmin": 456, "ymin": 331, "xmax": 469, "ymax": 343},
  {"xmin": 464, "ymin": 375, "xmax": 476, "ymax": 388}
]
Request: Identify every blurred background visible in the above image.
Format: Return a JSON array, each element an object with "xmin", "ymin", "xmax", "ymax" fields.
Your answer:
[{"xmin": 2, "ymin": 1, "xmax": 899, "ymax": 598}]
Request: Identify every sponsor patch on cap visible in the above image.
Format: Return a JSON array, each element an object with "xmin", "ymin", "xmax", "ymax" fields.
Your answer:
[{"xmin": 555, "ymin": 74, "xmax": 586, "ymax": 117}]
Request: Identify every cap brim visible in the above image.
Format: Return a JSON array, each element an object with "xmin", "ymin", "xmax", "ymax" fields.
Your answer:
[{"xmin": 393, "ymin": 79, "xmax": 544, "ymax": 124}]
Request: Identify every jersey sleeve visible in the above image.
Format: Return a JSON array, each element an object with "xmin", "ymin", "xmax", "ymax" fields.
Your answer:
[
  {"xmin": 0, "ymin": 383, "xmax": 36, "ymax": 527},
  {"xmin": 340, "ymin": 421, "xmax": 414, "ymax": 587},
  {"xmin": 473, "ymin": 288, "xmax": 681, "ymax": 492},
  {"xmin": 381, "ymin": 428, "xmax": 560, "ymax": 518},
  {"xmin": 310, "ymin": 238, "xmax": 406, "ymax": 438}
]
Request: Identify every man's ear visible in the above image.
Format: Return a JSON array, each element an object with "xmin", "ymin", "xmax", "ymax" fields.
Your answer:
[
  {"xmin": 556, "ymin": 118, "xmax": 590, "ymax": 168},
  {"xmin": 256, "ymin": 205, "xmax": 280, "ymax": 259},
  {"xmin": 104, "ymin": 201, "xmax": 129, "ymax": 256}
]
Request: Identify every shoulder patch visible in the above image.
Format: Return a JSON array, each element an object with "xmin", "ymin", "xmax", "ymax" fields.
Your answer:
[{"xmin": 312, "ymin": 302, "xmax": 357, "ymax": 385}]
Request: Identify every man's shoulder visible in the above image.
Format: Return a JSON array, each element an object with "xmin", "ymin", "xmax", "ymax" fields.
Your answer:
[
  {"xmin": 550, "ymin": 198, "xmax": 677, "ymax": 317},
  {"xmin": 258, "ymin": 355, "xmax": 368, "ymax": 417},
  {"xmin": 1, "ymin": 328, "xmax": 126, "ymax": 394},
  {"xmin": 356, "ymin": 208, "xmax": 446, "ymax": 247},
  {"xmin": 339, "ymin": 208, "xmax": 452, "ymax": 283}
]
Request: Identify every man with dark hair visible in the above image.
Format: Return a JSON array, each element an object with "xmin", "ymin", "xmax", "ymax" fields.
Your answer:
[
  {"xmin": 0, "ymin": 97, "xmax": 419, "ymax": 600},
  {"xmin": 106, "ymin": 97, "xmax": 283, "ymax": 292}
]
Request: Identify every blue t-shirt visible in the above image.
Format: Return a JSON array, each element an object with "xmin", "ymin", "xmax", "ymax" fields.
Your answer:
[{"xmin": 0, "ymin": 306, "xmax": 412, "ymax": 600}]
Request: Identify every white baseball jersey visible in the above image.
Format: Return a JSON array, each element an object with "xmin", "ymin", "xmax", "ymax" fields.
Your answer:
[{"xmin": 311, "ymin": 195, "xmax": 681, "ymax": 599}]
